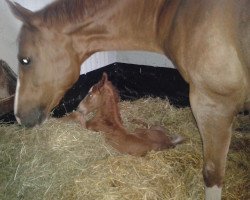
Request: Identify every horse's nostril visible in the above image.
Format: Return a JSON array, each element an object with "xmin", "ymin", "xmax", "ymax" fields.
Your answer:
[
  {"xmin": 37, "ymin": 110, "xmax": 46, "ymax": 124},
  {"xmin": 32, "ymin": 106, "xmax": 46, "ymax": 125},
  {"xmin": 15, "ymin": 106, "xmax": 46, "ymax": 127}
]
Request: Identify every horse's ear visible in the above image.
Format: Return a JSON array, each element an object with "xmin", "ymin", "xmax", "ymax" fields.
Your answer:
[
  {"xmin": 102, "ymin": 72, "xmax": 108, "ymax": 83},
  {"xmin": 6, "ymin": 0, "xmax": 34, "ymax": 26},
  {"xmin": 97, "ymin": 73, "xmax": 108, "ymax": 90}
]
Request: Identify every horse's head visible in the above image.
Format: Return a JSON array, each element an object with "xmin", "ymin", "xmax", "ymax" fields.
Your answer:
[
  {"xmin": 78, "ymin": 73, "xmax": 109, "ymax": 115},
  {"xmin": 7, "ymin": 1, "xmax": 80, "ymax": 127}
]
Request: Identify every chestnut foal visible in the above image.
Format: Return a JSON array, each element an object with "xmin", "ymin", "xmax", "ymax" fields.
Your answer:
[{"xmin": 63, "ymin": 73, "xmax": 184, "ymax": 156}]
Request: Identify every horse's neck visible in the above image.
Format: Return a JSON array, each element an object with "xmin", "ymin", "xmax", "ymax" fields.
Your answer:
[
  {"xmin": 99, "ymin": 95, "xmax": 122, "ymax": 124},
  {"xmin": 65, "ymin": 0, "xmax": 178, "ymax": 62},
  {"xmin": 94, "ymin": 94, "xmax": 125, "ymax": 133}
]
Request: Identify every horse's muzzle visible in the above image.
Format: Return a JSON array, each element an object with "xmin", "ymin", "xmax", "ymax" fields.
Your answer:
[{"xmin": 15, "ymin": 106, "xmax": 46, "ymax": 127}]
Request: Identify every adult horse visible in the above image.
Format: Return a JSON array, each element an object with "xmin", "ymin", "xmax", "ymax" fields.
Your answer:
[{"xmin": 6, "ymin": 0, "xmax": 249, "ymax": 199}]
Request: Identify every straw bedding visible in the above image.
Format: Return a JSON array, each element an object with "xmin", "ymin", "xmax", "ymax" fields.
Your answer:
[{"xmin": 0, "ymin": 98, "xmax": 249, "ymax": 200}]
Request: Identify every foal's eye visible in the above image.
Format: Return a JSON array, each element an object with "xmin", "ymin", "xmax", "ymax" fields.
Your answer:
[{"xmin": 19, "ymin": 57, "xmax": 31, "ymax": 65}]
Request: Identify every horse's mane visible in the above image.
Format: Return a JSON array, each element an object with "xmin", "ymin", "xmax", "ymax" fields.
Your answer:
[
  {"xmin": 91, "ymin": 77, "xmax": 121, "ymax": 120},
  {"xmin": 37, "ymin": 0, "xmax": 111, "ymax": 25},
  {"xmin": 105, "ymin": 81, "xmax": 120, "ymax": 104},
  {"xmin": 93, "ymin": 79, "xmax": 120, "ymax": 104}
]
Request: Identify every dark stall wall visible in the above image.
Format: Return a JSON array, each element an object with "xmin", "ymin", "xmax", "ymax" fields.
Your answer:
[
  {"xmin": 52, "ymin": 63, "xmax": 189, "ymax": 117},
  {"xmin": 0, "ymin": 62, "xmax": 189, "ymax": 123}
]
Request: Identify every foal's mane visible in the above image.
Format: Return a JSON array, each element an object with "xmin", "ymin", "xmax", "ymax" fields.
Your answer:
[
  {"xmin": 37, "ymin": 0, "xmax": 111, "ymax": 25},
  {"xmin": 92, "ymin": 77, "xmax": 122, "ymax": 123},
  {"xmin": 94, "ymin": 80, "xmax": 120, "ymax": 104},
  {"xmin": 105, "ymin": 81, "xmax": 120, "ymax": 104}
]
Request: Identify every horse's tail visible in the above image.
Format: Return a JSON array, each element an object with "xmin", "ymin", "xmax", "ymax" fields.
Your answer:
[{"xmin": 171, "ymin": 135, "xmax": 185, "ymax": 145}]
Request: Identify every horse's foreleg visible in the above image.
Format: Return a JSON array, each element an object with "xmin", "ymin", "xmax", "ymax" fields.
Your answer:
[
  {"xmin": 59, "ymin": 111, "xmax": 86, "ymax": 127},
  {"xmin": 190, "ymin": 87, "xmax": 237, "ymax": 200}
]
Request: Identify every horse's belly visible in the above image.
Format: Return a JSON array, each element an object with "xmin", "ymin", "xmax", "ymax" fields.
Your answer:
[
  {"xmin": 245, "ymin": 80, "xmax": 250, "ymax": 111},
  {"xmin": 238, "ymin": 0, "xmax": 250, "ymax": 69},
  {"xmin": 238, "ymin": 0, "xmax": 250, "ymax": 107},
  {"xmin": 237, "ymin": 0, "xmax": 250, "ymax": 109}
]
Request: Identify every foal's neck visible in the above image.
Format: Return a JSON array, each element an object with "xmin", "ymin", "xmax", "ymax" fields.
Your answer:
[{"xmin": 96, "ymin": 93, "xmax": 123, "ymax": 129}]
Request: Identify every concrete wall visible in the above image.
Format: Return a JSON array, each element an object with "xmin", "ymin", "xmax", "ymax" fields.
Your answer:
[
  {"xmin": 81, "ymin": 51, "xmax": 174, "ymax": 74},
  {"xmin": 0, "ymin": 0, "xmax": 21, "ymax": 74},
  {"xmin": 0, "ymin": 0, "xmax": 53, "ymax": 74},
  {"xmin": 0, "ymin": 1, "xmax": 175, "ymax": 75}
]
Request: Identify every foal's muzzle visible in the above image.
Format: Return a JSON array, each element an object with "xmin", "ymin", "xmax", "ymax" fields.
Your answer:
[{"xmin": 15, "ymin": 106, "xmax": 46, "ymax": 127}]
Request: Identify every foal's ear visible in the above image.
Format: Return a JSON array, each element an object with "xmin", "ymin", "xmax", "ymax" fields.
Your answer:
[
  {"xmin": 97, "ymin": 72, "xmax": 108, "ymax": 89},
  {"xmin": 6, "ymin": 0, "xmax": 35, "ymax": 27},
  {"xmin": 101, "ymin": 72, "xmax": 108, "ymax": 84}
]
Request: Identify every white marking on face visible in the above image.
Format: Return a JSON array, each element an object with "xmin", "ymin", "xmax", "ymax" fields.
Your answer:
[
  {"xmin": 14, "ymin": 78, "xmax": 20, "ymax": 124},
  {"xmin": 205, "ymin": 185, "xmax": 222, "ymax": 200}
]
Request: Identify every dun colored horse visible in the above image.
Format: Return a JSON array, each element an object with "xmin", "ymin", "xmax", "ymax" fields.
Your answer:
[
  {"xmin": 7, "ymin": 0, "xmax": 249, "ymax": 199},
  {"xmin": 62, "ymin": 73, "xmax": 184, "ymax": 156}
]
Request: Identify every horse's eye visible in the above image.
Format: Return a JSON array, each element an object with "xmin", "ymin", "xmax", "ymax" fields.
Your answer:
[{"xmin": 19, "ymin": 57, "xmax": 31, "ymax": 65}]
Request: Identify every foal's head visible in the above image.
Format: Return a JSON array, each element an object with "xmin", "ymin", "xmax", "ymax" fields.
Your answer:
[
  {"xmin": 78, "ymin": 73, "xmax": 119, "ymax": 115},
  {"xmin": 7, "ymin": 1, "xmax": 81, "ymax": 127}
]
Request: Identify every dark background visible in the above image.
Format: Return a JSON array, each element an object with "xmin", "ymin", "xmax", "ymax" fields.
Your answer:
[{"xmin": 0, "ymin": 63, "xmax": 190, "ymax": 123}]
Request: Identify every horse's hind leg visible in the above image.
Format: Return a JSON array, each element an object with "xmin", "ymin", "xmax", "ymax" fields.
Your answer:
[{"xmin": 189, "ymin": 87, "xmax": 240, "ymax": 200}]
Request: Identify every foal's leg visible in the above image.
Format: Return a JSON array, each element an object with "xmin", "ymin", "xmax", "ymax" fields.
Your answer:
[
  {"xmin": 189, "ymin": 87, "xmax": 239, "ymax": 200},
  {"xmin": 59, "ymin": 111, "xmax": 86, "ymax": 127}
]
